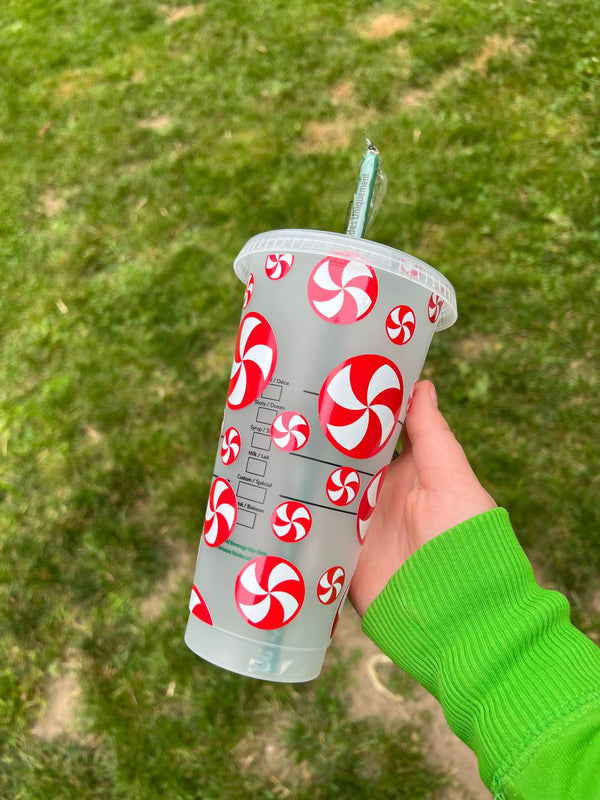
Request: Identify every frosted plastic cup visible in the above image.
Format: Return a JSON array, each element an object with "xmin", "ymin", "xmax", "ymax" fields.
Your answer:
[{"xmin": 185, "ymin": 230, "xmax": 457, "ymax": 682}]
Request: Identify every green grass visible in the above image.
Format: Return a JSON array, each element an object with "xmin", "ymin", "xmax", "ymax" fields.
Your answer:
[{"xmin": 1, "ymin": 0, "xmax": 599, "ymax": 796}]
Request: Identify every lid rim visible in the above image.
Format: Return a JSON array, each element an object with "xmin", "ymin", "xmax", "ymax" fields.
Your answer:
[{"xmin": 233, "ymin": 229, "xmax": 457, "ymax": 331}]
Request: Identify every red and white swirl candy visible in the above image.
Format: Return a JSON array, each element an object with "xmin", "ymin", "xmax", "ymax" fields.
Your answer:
[
  {"xmin": 242, "ymin": 273, "xmax": 255, "ymax": 308},
  {"xmin": 326, "ymin": 466, "xmax": 360, "ymax": 506},
  {"xmin": 318, "ymin": 354, "xmax": 403, "ymax": 460},
  {"xmin": 307, "ymin": 257, "xmax": 378, "ymax": 324},
  {"xmin": 330, "ymin": 586, "xmax": 350, "ymax": 639},
  {"xmin": 317, "ymin": 566, "xmax": 345, "ymax": 605},
  {"xmin": 428, "ymin": 293, "xmax": 444, "ymax": 324},
  {"xmin": 189, "ymin": 584, "xmax": 213, "ymax": 625},
  {"xmin": 356, "ymin": 465, "xmax": 389, "ymax": 544},
  {"xmin": 386, "ymin": 304, "xmax": 416, "ymax": 345},
  {"xmin": 203, "ymin": 477, "xmax": 238, "ymax": 547},
  {"xmin": 271, "ymin": 501, "xmax": 312, "ymax": 542},
  {"xmin": 271, "ymin": 411, "xmax": 310, "ymax": 452},
  {"xmin": 220, "ymin": 426, "xmax": 241, "ymax": 465},
  {"xmin": 235, "ymin": 556, "xmax": 305, "ymax": 630},
  {"xmin": 227, "ymin": 312, "xmax": 277, "ymax": 410},
  {"xmin": 265, "ymin": 253, "xmax": 294, "ymax": 280}
]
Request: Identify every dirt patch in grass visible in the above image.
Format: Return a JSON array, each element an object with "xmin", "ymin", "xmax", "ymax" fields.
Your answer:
[
  {"xmin": 330, "ymin": 81, "xmax": 357, "ymax": 108},
  {"xmin": 357, "ymin": 12, "xmax": 412, "ymax": 39},
  {"xmin": 299, "ymin": 111, "xmax": 374, "ymax": 154},
  {"xmin": 32, "ymin": 649, "xmax": 84, "ymax": 742},
  {"xmin": 454, "ymin": 333, "xmax": 501, "ymax": 361},
  {"xmin": 335, "ymin": 605, "xmax": 490, "ymax": 800},
  {"xmin": 159, "ymin": 4, "xmax": 205, "ymax": 25},
  {"xmin": 472, "ymin": 35, "xmax": 521, "ymax": 73},
  {"xmin": 140, "ymin": 538, "xmax": 194, "ymax": 622},
  {"xmin": 299, "ymin": 80, "xmax": 376, "ymax": 153},
  {"xmin": 233, "ymin": 711, "xmax": 313, "ymax": 798},
  {"xmin": 138, "ymin": 115, "xmax": 173, "ymax": 131},
  {"xmin": 299, "ymin": 119, "xmax": 356, "ymax": 153},
  {"xmin": 40, "ymin": 188, "xmax": 67, "ymax": 218},
  {"xmin": 398, "ymin": 34, "xmax": 528, "ymax": 111}
]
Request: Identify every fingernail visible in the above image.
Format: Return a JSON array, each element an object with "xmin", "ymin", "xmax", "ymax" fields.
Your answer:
[{"xmin": 429, "ymin": 383, "xmax": 438, "ymax": 408}]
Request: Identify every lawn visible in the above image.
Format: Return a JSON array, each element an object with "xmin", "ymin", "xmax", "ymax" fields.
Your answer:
[{"xmin": 1, "ymin": 0, "xmax": 599, "ymax": 797}]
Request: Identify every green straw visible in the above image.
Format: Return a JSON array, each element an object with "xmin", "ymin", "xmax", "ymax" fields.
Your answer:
[{"xmin": 345, "ymin": 138, "xmax": 385, "ymax": 238}]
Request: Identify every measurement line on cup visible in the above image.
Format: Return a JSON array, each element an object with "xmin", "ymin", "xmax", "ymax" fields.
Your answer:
[
  {"xmin": 303, "ymin": 390, "xmax": 319, "ymax": 396},
  {"xmin": 289, "ymin": 451, "xmax": 375, "ymax": 478},
  {"xmin": 279, "ymin": 495, "xmax": 357, "ymax": 516}
]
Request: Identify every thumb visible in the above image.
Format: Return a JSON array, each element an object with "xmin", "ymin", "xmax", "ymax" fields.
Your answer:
[{"xmin": 405, "ymin": 381, "xmax": 480, "ymax": 491}]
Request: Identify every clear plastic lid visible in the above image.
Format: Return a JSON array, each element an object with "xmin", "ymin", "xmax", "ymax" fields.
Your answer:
[{"xmin": 234, "ymin": 229, "xmax": 457, "ymax": 330}]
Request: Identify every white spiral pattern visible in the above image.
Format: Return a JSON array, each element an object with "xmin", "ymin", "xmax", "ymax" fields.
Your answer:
[
  {"xmin": 428, "ymin": 293, "xmax": 444, "ymax": 323},
  {"xmin": 242, "ymin": 273, "xmax": 254, "ymax": 308},
  {"xmin": 271, "ymin": 501, "xmax": 312, "ymax": 542},
  {"xmin": 220, "ymin": 426, "xmax": 241, "ymax": 465},
  {"xmin": 317, "ymin": 566, "xmax": 345, "ymax": 605},
  {"xmin": 307, "ymin": 257, "xmax": 378, "ymax": 324},
  {"xmin": 203, "ymin": 477, "xmax": 238, "ymax": 547},
  {"xmin": 319, "ymin": 355, "xmax": 403, "ymax": 459},
  {"xmin": 188, "ymin": 584, "xmax": 213, "ymax": 625},
  {"xmin": 227, "ymin": 312, "xmax": 277, "ymax": 410},
  {"xmin": 386, "ymin": 304, "xmax": 416, "ymax": 345},
  {"xmin": 271, "ymin": 411, "xmax": 310, "ymax": 452},
  {"xmin": 356, "ymin": 466, "xmax": 388, "ymax": 544},
  {"xmin": 326, "ymin": 467, "xmax": 360, "ymax": 506},
  {"xmin": 235, "ymin": 556, "xmax": 305, "ymax": 630},
  {"xmin": 265, "ymin": 253, "xmax": 294, "ymax": 280}
]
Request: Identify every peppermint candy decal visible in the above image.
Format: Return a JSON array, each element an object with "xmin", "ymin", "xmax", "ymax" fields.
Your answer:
[
  {"xmin": 203, "ymin": 477, "xmax": 238, "ymax": 547},
  {"xmin": 326, "ymin": 467, "xmax": 360, "ymax": 506},
  {"xmin": 227, "ymin": 312, "xmax": 277, "ymax": 410},
  {"xmin": 330, "ymin": 586, "xmax": 350, "ymax": 639},
  {"xmin": 265, "ymin": 253, "xmax": 294, "ymax": 280},
  {"xmin": 189, "ymin": 585, "xmax": 213, "ymax": 626},
  {"xmin": 317, "ymin": 566, "xmax": 345, "ymax": 605},
  {"xmin": 220, "ymin": 426, "xmax": 241, "ymax": 465},
  {"xmin": 386, "ymin": 305, "xmax": 416, "ymax": 345},
  {"xmin": 235, "ymin": 556, "xmax": 305, "ymax": 630},
  {"xmin": 271, "ymin": 501, "xmax": 312, "ymax": 542},
  {"xmin": 307, "ymin": 257, "xmax": 378, "ymax": 325},
  {"xmin": 428, "ymin": 293, "xmax": 444, "ymax": 324},
  {"xmin": 271, "ymin": 411, "xmax": 310, "ymax": 452},
  {"xmin": 242, "ymin": 273, "xmax": 255, "ymax": 308},
  {"xmin": 318, "ymin": 354, "xmax": 404, "ymax": 460},
  {"xmin": 356, "ymin": 465, "xmax": 388, "ymax": 544}
]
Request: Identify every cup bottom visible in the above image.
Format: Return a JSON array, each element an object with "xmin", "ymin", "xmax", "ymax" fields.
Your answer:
[{"xmin": 185, "ymin": 615, "xmax": 327, "ymax": 683}]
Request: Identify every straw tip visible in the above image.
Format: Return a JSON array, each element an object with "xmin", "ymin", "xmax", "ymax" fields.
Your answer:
[{"xmin": 364, "ymin": 134, "xmax": 379, "ymax": 154}]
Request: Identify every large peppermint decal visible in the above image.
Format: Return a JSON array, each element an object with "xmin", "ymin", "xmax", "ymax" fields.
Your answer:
[
  {"xmin": 235, "ymin": 556, "xmax": 305, "ymax": 630},
  {"xmin": 356, "ymin": 465, "xmax": 389, "ymax": 544},
  {"xmin": 227, "ymin": 312, "xmax": 277, "ymax": 409},
  {"xmin": 330, "ymin": 586, "xmax": 350, "ymax": 639},
  {"xmin": 318, "ymin": 354, "xmax": 403, "ymax": 459},
  {"xmin": 203, "ymin": 477, "xmax": 238, "ymax": 547},
  {"xmin": 188, "ymin": 585, "xmax": 213, "ymax": 626},
  {"xmin": 307, "ymin": 257, "xmax": 378, "ymax": 324}
]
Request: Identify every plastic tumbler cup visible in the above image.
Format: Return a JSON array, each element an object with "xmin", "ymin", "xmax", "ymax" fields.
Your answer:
[{"xmin": 185, "ymin": 230, "xmax": 457, "ymax": 682}]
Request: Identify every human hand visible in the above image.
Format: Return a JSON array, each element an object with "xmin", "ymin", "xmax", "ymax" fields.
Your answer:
[{"xmin": 350, "ymin": 380, "xmax": 496, "ymax": 616}]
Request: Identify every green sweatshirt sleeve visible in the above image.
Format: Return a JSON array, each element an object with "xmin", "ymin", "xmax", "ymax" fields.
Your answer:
[{"xmin": 361, "ymin": 508, "xmax": 600, "ymax": 799}]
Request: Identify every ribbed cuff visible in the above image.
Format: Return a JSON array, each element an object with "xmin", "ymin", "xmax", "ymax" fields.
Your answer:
[{"xmin": 362, "ymin": 508, "xmax": 600, "ymax": 787}]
